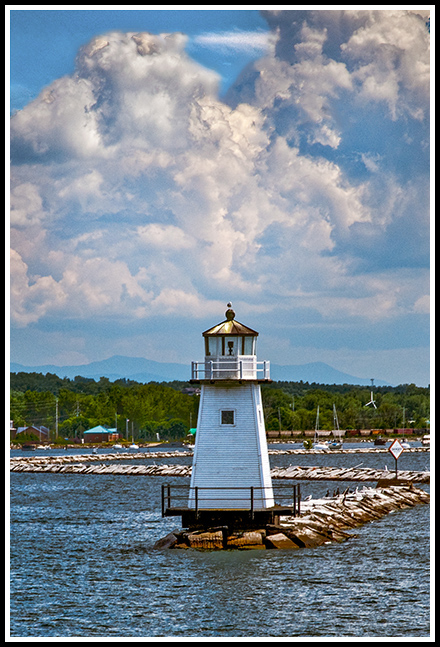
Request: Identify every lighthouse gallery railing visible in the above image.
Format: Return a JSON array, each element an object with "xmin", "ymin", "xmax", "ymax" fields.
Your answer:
[
  {"xmin": 162, "ymin": 483, "xmax": 301, "ymax": 518},
  {"xmin": 191, "ymin": 358, "xmax": 270, "ymax": 380}
]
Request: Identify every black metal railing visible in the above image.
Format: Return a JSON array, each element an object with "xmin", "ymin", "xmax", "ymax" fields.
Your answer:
[{"xmin": 161, "ymin": 483, "xmax": 301, "ymax": 518}]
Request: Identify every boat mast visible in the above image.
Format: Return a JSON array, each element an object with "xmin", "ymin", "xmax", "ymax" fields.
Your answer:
[{"xmin": 314, "ymin": 406, "xmax": 320, "ymax": 441}]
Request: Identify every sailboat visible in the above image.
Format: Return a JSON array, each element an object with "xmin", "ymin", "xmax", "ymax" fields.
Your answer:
[
  {"xmin": 313, "ymin": 406, "xmax": 328, "ymax": 450},
  {"xmin": 129, "ymin": 433, "xmax": 139, "ymax": 449},
  {"xmin": 329, "ymin": 404, "xmax": 343, "ymax": 449}
]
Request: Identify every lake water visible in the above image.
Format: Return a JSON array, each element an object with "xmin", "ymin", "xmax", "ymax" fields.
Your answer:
[{"xmin": 9, "ymin": 444, "xmax": 431, "ymax": 638}]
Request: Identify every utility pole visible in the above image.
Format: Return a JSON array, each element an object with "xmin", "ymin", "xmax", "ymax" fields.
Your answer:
[{"xmin": 56, "ymin": 398, "xmax": 58, "ymax": 439}]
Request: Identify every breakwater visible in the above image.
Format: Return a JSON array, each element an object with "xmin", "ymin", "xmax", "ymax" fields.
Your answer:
[
  {"xmin": 156, "ymin": 485, "xmax": 430, "ymax": 550},
  {"xmin": 9, "ymin": 457, "xmax": 429, "ymax": 483},
  {"xmin": 9, "ymin": 444, "xmax": 429, "ymax": 467},
  {"xmin": 10, "ymin": 450, "xmax": 193, "ymax": 464},
  {"xmin": 10, "ymin": 447, "xmax": 431, "ymax": 637},
  {"xmin": 269, "ymin": 446, "xmax": 429, "ymax": 455},
  {"xmin": 270, "ymin": 464, "xmax": 429, "ymax": 483}
]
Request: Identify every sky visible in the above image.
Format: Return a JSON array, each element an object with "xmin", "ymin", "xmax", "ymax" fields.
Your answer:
[{"xmin": 8, "ymin": 7, "xmax": 432, "ymax": 386}]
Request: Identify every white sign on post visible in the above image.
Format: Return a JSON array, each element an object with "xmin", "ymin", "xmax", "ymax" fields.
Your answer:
[
  {"xmin": 389, "ymin": 438, "xmax": 404, "ymax": 460},
  {"xmin": 388, "ymin": 438, "xmax": 405, "ymax": 479}
]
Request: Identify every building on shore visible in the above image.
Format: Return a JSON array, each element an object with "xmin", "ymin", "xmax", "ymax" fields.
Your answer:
[{"xmin": 83, "ymin": 425, "xmax": 120, "ymax": 443}]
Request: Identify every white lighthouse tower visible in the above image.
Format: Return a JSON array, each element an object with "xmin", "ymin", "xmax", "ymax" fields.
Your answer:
[{"xmin": 188, "ymin": 303, "xmax": 274, "ymax": 520}]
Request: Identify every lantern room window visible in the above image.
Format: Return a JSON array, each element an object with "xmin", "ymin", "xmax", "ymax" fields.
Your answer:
[
  {"xmin": 225, "ymin": 337, "xmax": 236, "ymax": 355},
  {"xmin": 205, "ymin": 337, "xmax": 216, "ymax": 356},
  {"xmin": 204, "ymin": 335, "xmax": 256, "ymax": 357},
  {"xmin": 243, "ymin": 336, "xmax": 254, "ymax": 355}
]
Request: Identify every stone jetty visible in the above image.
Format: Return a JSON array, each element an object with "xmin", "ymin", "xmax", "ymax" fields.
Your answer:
[
  {"xmin": 10, "ymin": 450, "xmax": 193, "ymax": 464},
  {"xmin": 155, "ymin": 485, "xmax": 430, "ymax": 550},
  {"xmin": 269, "ymin": 446, "xmax": 429, "ymax": 455},
  {"xmin": 10, "ymin": 456, "xmax": 429, "ymax": 484},
  {"xmin": 10, "ymin": 460, "xmax": 192, "ymax": 477},
  {"xmin": 10, "ymin": 446, "xmax": 430, "ymax": 465},
  {"xmin": 270, "ymin": 464, "xmax": 430, "ymax": 484},
  {"xmin": 10, "ymin": 449, "xmax": 429, "ymax": 552}
]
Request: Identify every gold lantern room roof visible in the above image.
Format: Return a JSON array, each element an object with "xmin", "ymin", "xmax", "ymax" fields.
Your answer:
[{"xmin": 202, "ymin": 303, "xmax": 259, "ymax": 337}]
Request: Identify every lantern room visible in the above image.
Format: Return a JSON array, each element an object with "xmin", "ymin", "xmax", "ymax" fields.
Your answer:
[
  {"xmin": 203, "ymin": 304, "xmax": 257, "ymax": 358},
  {"xmin": 191, "ymin": 303, "xmax": 270, "ymax": 381}
]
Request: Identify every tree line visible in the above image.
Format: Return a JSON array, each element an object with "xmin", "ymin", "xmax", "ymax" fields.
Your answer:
[
  {"xmin": 260, "ymin": 382, "xmax": 429, "ymax": 432},
  {"xmin": 10, "ymin": 372, "xmax": 430, "ymax": 441}
]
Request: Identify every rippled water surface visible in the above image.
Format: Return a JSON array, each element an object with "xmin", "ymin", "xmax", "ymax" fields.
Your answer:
[{"xmin": 9, "ymin": 445, "xmax": 431, "ymax": 638}]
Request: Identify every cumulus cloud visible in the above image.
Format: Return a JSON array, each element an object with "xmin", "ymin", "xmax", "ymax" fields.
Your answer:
[
  {"xmin": 136, "ymin": 223, "xmax": 191, "ymax": 248},
  {"xmin": 10, "ymin": 249, "xmax": 67, "ymax": 326},
  {"xmin": 10, "ymin": 12, "xmax": 430, "ymax": 379},
  {"xmin": 10, "ymin": 182, "xmax": 45, "ymax": 227}
]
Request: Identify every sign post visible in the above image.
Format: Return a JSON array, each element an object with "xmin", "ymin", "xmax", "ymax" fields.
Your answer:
[{"xmin": 388, "ymin": 438, "xmax": 404, "ymax": 479}]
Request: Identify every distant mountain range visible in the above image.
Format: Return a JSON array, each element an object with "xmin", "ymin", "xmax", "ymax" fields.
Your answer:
[{"xmin": 10, "ymin": 355, "xmax": 391, "ymax": 386}]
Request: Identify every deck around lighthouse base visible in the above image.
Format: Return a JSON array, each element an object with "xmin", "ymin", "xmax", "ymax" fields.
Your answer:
[
  {"xmin": 161, "ymin": 483, "xmax": 302, "ymax": 530},
  {"xmin": 165, "ymin": 505, "xmax": 299, "ymax": 531}
]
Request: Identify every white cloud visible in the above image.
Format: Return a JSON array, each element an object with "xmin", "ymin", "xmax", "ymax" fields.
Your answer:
[
  {"xmin": 11, "ymin": 76, "xmax": 103, "ymax": 160},
  {"xmin": 9, "ymin": 12, "xmax": 430, "ymax": 383},
  {"xmin": 413, "ymin": 295, "xmax": 430, "ymax": 314},
  {"xmin": 338, "ymin": 10, "xmax": 430, "ymax": 121},
  {"xmin": 193, "ymin": 29, "xmax": 273, "ymax": 53},
  {"xmin": 10, "ymin": 182, "xmax": 45, "ymax": 227},
  {"xmin": 10, "ymin": 249, "xmax": 67, "ymax": 326},
  {"xmin": 58, "ymin": 170, "xmax": 105, "ymax": 213},
  {"xmin": 136, "ymin": 223, "xmax": 194, "ymax": 250}
]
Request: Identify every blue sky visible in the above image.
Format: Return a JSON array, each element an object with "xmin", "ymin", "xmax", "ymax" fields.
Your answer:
[
  {"xmin": 8, "ymin": 8, "xmax": 432, "ymax": 386},
  {"xmin": 10, "ymin": 8, "xmax": 269, "ymax": 110}
]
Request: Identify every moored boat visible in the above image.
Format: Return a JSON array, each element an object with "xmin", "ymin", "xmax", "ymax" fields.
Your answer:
[
  {"xmin": 329, "ymin": 404, "xmax": 343, "ymax": 449},
  {"xmin": 313, "ymin": 406, "xmax": 328, "ymax": 450}
]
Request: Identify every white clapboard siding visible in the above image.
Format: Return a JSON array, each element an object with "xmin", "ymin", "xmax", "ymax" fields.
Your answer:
[{"xmin": 189, "ymin": 383, "xmax": 273, "ymax": 509}]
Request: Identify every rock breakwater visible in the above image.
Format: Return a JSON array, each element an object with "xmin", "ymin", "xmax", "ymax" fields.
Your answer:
[{"xmin": 155, "ymin": 485, "xmax": 429, "ymax": 550}]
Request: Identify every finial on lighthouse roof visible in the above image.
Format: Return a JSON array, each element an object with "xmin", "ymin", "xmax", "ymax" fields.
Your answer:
[{"xmin": 225, "ymin": 302, "xmax": 235, "ymax": 321}]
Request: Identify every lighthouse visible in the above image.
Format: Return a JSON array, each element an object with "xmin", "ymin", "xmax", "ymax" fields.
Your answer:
[
  {"xmin": 160, "ymin": 303, "xmax": 299, "ymax": 531},
  {"xmin": 185, "ymin": 303, "xmax": 275, "ymax": 524}
]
